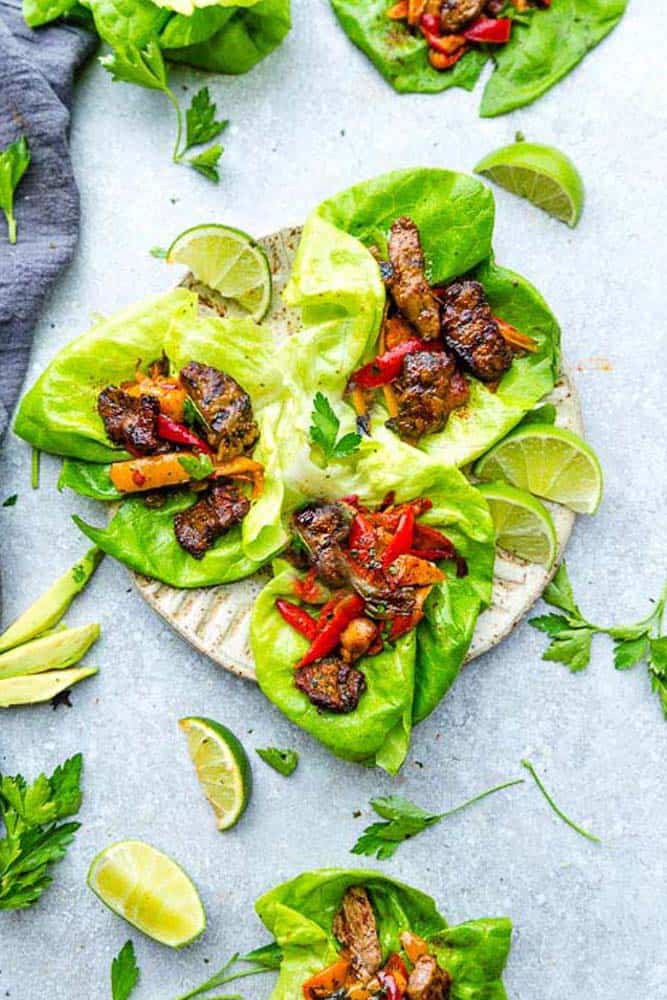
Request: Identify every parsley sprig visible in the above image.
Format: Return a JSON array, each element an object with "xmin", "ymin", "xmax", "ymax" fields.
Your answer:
[
  {"xmin": 310, "ymin": 392, "xmax": 361, "ymax": 465},
  {"xmin": 101, "ymin": 44, "xmax": 227, "ymax": 181},
  {"xmin": 351, "ymin": 780, "xmax": 524, "ymax": 861},
  {"xmin": 521, "ymin": 760, "xmax": 599, "ymax": 843},
  {"xmin": 111, "ymin": 941, "xmax": 140, "ymax": 1000},
  {"xmin": 0, "ymin": 135, "xmax": 30, "ymax": 244},
  {"xmin": 0, "ymin": 753, "xmax": 83, "ymax": 909},
  {"xmin": 530, "ymin": 562, "xmax": 667, "ymax": 715},
  {"xmin": 172, "ymin": 944, "xmax": 281, "ymax": 1000}
]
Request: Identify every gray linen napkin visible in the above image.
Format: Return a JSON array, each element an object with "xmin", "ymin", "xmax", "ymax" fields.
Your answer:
[{"xmin": 0, "ymin": 1, "xmax": 96, "ymax": 439}]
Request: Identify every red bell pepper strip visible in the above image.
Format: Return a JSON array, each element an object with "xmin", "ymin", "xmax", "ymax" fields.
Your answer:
[
  {"xmin": 421, "ymin": 25, "xmax": 467, "ymax": 56},
  {"xmin": 381, "ymin": 507, "xmax": 415, "ymax": 570},
  {"xmin": 297, "ymin": 593, "xmax": 365, "ymax": 668},
  {"xmin": 411, "ymin": 523, "xmax": 456, "ymax": 560},
  {"xmin": 276, "ymin": 599, "xmax": 318, "ymax": 641},
  {"xmin": 348, "ymin": 512, "xmax": 377, "ymax": 560},
  {"xmin": 419, "ymin": 11, "xmax": 440, "ymax": 33},
  {"xmin": 157, "ymin": 413, "xmax": 213, "ymax": 455},
  {"xmin": 350, "ymin": 339, "xmax": 426, "ymax": 389},
  {"xmin": 463, "ymin": 17, "xmax": 512, "ymax": 43},
  {"xmin": 377, "ymin": 970, "xmax": 405, "ymax": 1000}
]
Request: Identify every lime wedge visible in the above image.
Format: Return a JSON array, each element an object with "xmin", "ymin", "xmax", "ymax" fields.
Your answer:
[
  {"xmin": 475, "ymin": 424, "xmax": 603, "ymax": 514},
  {"xmin": 477, "ymin": 482, "xmax": 557, "ymax": 567},
  {"xmin": 87, "ymin": 840, "xmax": 205, "ymax": 948},
  {"xmin": 167, "ymin": 224, "xmax": 272, "ymax": 321},
  {"xmin": 474, "ymin": 142, "xmax": 584, "ymax": 227},
  {"xmin": 179, "ymin": 717, "xmax": 252, "ymax": 831}
]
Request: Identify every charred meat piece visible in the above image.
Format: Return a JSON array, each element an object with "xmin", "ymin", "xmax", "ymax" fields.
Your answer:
[
  {"xmin": 387, "ymin": 217, "xmax": 441, "ymax": 341},
  {"xmin": 179, "ymin": 361, "xmax": 259, "ymax": 460},
  {"xmin": 406, "ymin": 955, "xmax": 452, "ymax": 1000},
  {"xmin": 291, "ymin": 501, "xmax": 353, "ymax": 589},
  {"xmin": 98, "ymin": 387, "xmax": 161, "ymax": 454},
  {"xmin": 440, "ymin": 280, "xmax": 512, "ymax": 382},
  {"xmin": 386, "ymin": 351, "xmax": 469, "ymax": 441},
  {"xmin": 440, "ymin": 0, "xmax": 487, "ymax": 32},
  {"xmin": 173, "ymin": 481, "xmax": 250, "ymax": 559},
  {"xmin": 295, "ymin": 656, "xmax": 366, "ymax": 714},
  {"xmin": 333, "ymin": 887, "xmax": 382, "ymax": 983}
]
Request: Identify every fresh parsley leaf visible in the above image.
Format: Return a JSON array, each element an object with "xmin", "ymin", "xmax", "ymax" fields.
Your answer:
[
  {"xmin": 111, "ymin": 941, "xmax": 139, "ymax": 1000},
  {"xmin": 184, "ymin": 87, "xmax": 228, "ymax": 152},
  {"xmin": 100, "ymin": 41, "xmax": 168, "ymax": 92},
  {"xmin": 541, "ymin": 562, "xmax": 582, "ymax": 619},
  {"xmin": 521, "ymin": 759, "xmax": 600, "ymax": 843},
  {"xmin": 529, "ymin": 612, "xmax": 573, "ymax": 637},
  {"xmin": 351, "ymin": 780, "xmax": 523, "ymax": 861},
  {"xmin": 613, "ymin": 635, "xmax": 649, "ymax": 671},
  {"xmin": 0, "ymin": 754, "xmax": 83, "ymax": 910},
  {"xmin": 182, "ymin": 396, "xmax": 210, "ymax": 432},
  {"xmin": 310, "ymin": 392, "xmax": 361, "ymax": 465},
  {"xmin": 178, "ymin": 453, "xmax": 214, "ymax": 480},
  {"xmin": 2, "ymin": 494, "xmax": 18, "ymax": 507},
  {"xmin": 0, "ymin": 135, "xmax": 30, "ymax": 244},
  {"xmin": 541, "ymin": 626, "xmax": 594, "ymax": 673},
  {"xmin": 150, "ymin": 246, "xmax": 168, "ymax": 259},
  {"xmin": 256, "ymin": 747, "xmax": 299, "ymax": 777},
  {"xmin": 649, "ymin": 637, "xmax": 667, "ymax": 718},
  {"xmin": 188, "ymin": 144, "xmax": 224, "ymax": 183}
]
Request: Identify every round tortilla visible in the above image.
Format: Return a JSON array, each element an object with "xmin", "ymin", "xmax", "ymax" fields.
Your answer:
[{"xmin": 133, "ymin": 226, "xmax": 582, "ymax": 680}]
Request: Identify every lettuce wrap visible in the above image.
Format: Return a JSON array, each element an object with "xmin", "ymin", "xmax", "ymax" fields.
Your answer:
[
  {"xmin": 284, "ymin": 168, "xmax": 561, "ymax": 468},
  {"xmin": 250, "ymin": 413, "xmax": 495, "ymax": 773},
  {"xmin": 14, "ymin": 290, "xmax": 288, "ymax": 587},
  {"xmin": 255, "ymin": 869, "xmax": 512, "ymax": 1000},
  {"xmin": 330, "ymin": 0, "xmax": 627, "ymax": 116}
]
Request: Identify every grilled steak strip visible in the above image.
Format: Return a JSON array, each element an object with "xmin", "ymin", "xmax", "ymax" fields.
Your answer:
[
  {"xmin": 440, "ymin": 279, "xmax": 512, "ymax": 382},
  {"xmin": 291, "ymin": 501, "xmax": 353, "ymax": 589},
  {"xmin": 173, "ymin": 481, "xmax": 250, "ymax": 559},
  {"xmin": 440, "ymin": 0, "xmax": 487, "ymax": 32},
  {"xmin": 295, "ymin": 656, "xmax": 366, "ymax": 714},
  {"xmin": 179, "ymin": 361, "xmax": 259, "ymax": 460},
  {"xmin": 332, "ymin": 887, "xmax": 382, "ymax": 983},
  {"xmin": 386, "ymin": 350, "xmax": 469, "ymax": 441},
  {"xmin": 406, "ymin": 954, "xmax": 452, "ymax": 1000},
  {"xmin": 387, "ymin": 217, "xmax": 441, "ymax": 341},
  {"xmin": 98, "ymin": 387, "xmax": 162, "ymax": 455}
]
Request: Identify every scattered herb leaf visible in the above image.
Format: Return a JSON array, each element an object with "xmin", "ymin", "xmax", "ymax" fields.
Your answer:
[
  {"xmin": 111, "ymin": 941, "xmax": 139, "ymax": 1000},
  {"xmin": 188, "ymin": 144, "xmax": 224, "ymax": 183},
  {"xmin": 351, "ymin": 779, "xmax": 524, "ymax": 861},
  {"xmin": 521, "ymin": 759, "xmax": 600, "ymax": 843},
  {"xmin": 150, "ymin": 246, "xmax": 168, "ymax": 259},
  {"xmin": 0, "ymin": 754, "xmax": 83, "ymax": 909},
  {"xmin": 184, "ymin": 87, "xmax": 228, "ymax": 151},
  {"xmin": 310, "ymin": 392, "xmax": 361, "ymax": 465},
  {"xmin": 2, "ymin": 494, "xmax": 18, "ymax": 507},
  {"xmin": 256, "ymin": 747, "xmax": 299, "ymax": 777},
  {"xmin": 178, "ymin": 453, "xmax": 214, "ymax": 480},
  {"xmin": 0, "ymin": 135, "xmax": 31, "ymax": 244},
  {"xmin": 530, "ymin": 562, "xmax": 667, "ymax": 713}
]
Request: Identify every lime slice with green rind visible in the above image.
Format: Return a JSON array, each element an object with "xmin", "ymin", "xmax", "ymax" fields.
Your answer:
[
  {"xmin": 179, "ymin": 716, "xmax": 252, "ymax": 831},
  {"xmin": 477, "ymin": 482, "xmax": 557, "ymax": 567},
  {"xmin": 475, "ymin": 424, "xmax": 603, "ymax": 514},
  {"xmin": 87, "ymin": 840, "xmax": 205, "ymax": 948},
  {"xmin": 167, "ymin": 224, "xmax": 272, "ymax": 321},
  {"xmin": 474, "ymin": 142, "xmax": 584, "ymax": 227}
]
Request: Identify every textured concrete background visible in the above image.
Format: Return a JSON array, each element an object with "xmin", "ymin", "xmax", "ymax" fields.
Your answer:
[{"xmin": 1, "ymin": 1, "xmax": 665, "ymax": 997}]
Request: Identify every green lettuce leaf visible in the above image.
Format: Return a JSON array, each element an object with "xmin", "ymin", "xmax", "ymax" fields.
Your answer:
[
  {"xmin": 58, "ymin": 461, "xmax": 121, "ymax": 501},
  {"xmin": 255, "ymin": 869, "xmax": 511, "ymax": 1000},
  {"xmin": 284, "ymin": 168, "xmax": 560, "ymax": 468},
  {"xmin": 330, "ymin": 0, "xmax": 627, "ymax": 114},
  {"xmin": 481, "ymin": 0, "xmax": 629, "ymax": 118},
  {"xmin": 164, "ymin": 0, "xmax": 291, "ymax": 74}
]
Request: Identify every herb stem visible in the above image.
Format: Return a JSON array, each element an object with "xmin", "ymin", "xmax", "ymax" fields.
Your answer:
[
  {"xmin": 173, "ymin": 959, "xmax": 271, "ymax": 1000},
  {"xmin": 521, "ymin": 759, "xmax": 600, "ymax": 843},
  {"xmin": 166, "ymin": 86, "xmax": 185, "ymax": 163},
  {"xmin": 7, "ymin": 211, "xmax": 16, "ymax": 245},
  {"xmin": 31, "ymin": 448, "xmax": 40, "ymax": 489},
  {"xmin": 436, "ymin": 777, "xmax": 525, "ymax": 822}
]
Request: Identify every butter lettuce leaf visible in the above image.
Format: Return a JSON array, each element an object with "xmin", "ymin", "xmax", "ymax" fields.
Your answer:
[{"xmin": 255, "ymin": 869, "xmax": 511, "ymax": 1000}]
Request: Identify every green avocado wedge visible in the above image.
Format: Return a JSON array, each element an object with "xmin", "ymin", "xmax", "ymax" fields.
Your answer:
[
  {"xmin": 0, "ymin": 623, "xmax": 100, "ymax": 679},
  {"xmin": 0, "ymin": 667, "xmax": 98, "ymax": 706}
]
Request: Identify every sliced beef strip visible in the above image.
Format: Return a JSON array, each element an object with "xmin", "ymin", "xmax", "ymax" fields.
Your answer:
[
  {"xmin": 406, "ymin": 955, "xmax": 452, "ymax": 1000},
  {"xmin": 440, "ymin": 280, "xmax": 512, "ymax": 382},
  {"xmin": 291, "ymin": 501, "xmax": 354, "ymax": 589},
  {"xmin": 295, "ymin": 656, "xmax": 366, "ymax": 714},
  {"xmin": 179, "ymin": 361, "xmax": 259, "ymax": 460},
  {"xmin": 440, "ymin": 0, "xmax": 487, "ymax": 32},
  {"xmin": 386, "ymin": 350, "xmax": 469, "ymax": 441},
  {"xmin": 173, "ymin": 481, "xmax": 250, "ymax": 559},
  {"xmin": 98, "ymin": 386, "xmax": 161, "ymax": 454},
  {"xmin": 387, "ymin": 217, "xmax": 441, "ymax": 341},
  {"xmin": 332, "ymin": 887, "xmax": 382, "ymax": 983}
]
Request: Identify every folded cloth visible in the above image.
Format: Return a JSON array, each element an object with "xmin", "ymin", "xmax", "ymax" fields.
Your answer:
[{"xmin": 0, "ymin": 1, "xmax": 96, "ymax": 439}]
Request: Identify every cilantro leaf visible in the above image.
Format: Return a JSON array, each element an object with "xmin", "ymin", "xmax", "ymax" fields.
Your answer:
[
  {"xmin": 177, "ymin": 453, "xmax": 214, "ymax": 480},
  {"xmin": 541, "ymin": 626, "xmax": 594, "ymax": 673},
  {"xmin": 112, "ymin": 941, "xmax": 139, "ymax": 1000},
  {"xmin": 613, "ymin": 635, "xmax": 649, "ymax": 671},
  {"xmin": 351, "ymin": 781, "xmax": 523, "ymax": 861},
  {"xmin": 100, "ymin": 41, "xmax": 168, "ymax": 92},
  {"xmin": 256, "ymin": 747, "xmax": 299, "ymax": 777},
  {"xmin": 188, "ymin": 144, "xmax": 224, "ymax": 182},
  {"xmin": 2, "ymin": 494, "xmax": 18, "ymax": 507},
  {"xmin": 310, "ymin": 392, "xmax": 361, "ymax": 465},
  {"xmin": 541, "ymin": 562, "xmax": 583, "ymax": 619},
  {"xmin": 529, "ymin": 613, "xmax": 573, "ymax": 637},
  {"xmin": 184, "ymin": 87, "xmax": 228, "ymax": 152},
  {"xmin": 0, "ymin": 135, "xmax": 30, "ymax": 244},
  {"xmin": 0, "ymin": 754, "xmax": 83, "ymax": 910}
]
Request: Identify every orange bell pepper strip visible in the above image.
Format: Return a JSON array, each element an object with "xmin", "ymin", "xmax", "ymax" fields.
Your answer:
[
  {"xmin": 400, "ymin": 930, "xmax": 430, "ymax": 964},
  {"xmin": 213, "ymin": 457, "xmax": 264, "ymax": 498},
  {"xmin": 123, "ymin": 378, "xmax": 187, "ymax": 422},
  {"xmin": 494, "ymin": 316, "xmax": 538, "ymax": 353},
  {"xmin": 407, "ymin": 0, "xmax": 426, "ymax": 25},
  {"xmin": 110, "ymin": 452, "xmax": 197, "ymax": 493},
  {"xmin": 386, "ymin": 0, "xmax": 408, "ymax": 18},
  {"xmin": 302, "ymin": 957, "xmax": 351, "ymax": 999}
]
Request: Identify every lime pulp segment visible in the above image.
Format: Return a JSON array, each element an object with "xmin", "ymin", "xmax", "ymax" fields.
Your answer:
[
  {"xmin": 477, "ymin": 482, "xmax": 557, "ymax": 567},
  {"xmin": 179, "ymin": 716, "xmax": 252, "ymax": 831}
]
